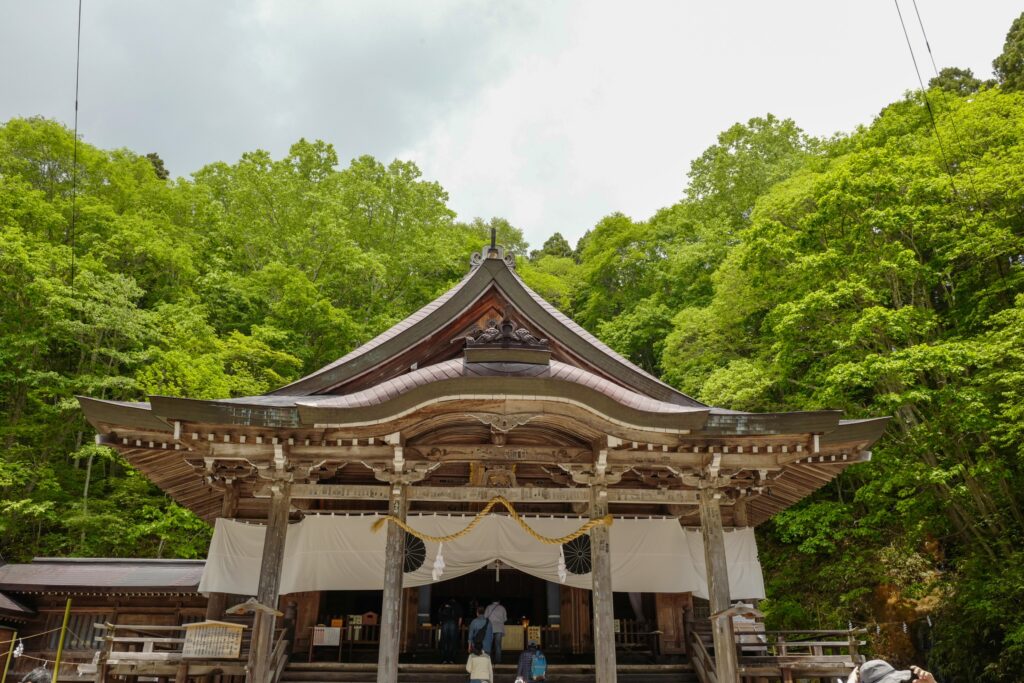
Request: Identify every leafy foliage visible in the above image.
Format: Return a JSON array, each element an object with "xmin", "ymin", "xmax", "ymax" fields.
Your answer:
[
  {"xmin": 994, "ymin": 11, "xmax": 1024, "ymax": 92},
  {"xmin": 566, "ymin": 83, "xmax": 1024, "ymax": 679},
  {"xmin": 928, "ymin": 67, "xmax": 983, "ymax": 95},
  {"xmin": 0, "ymin": 117, "xmax": 524, "ymax": 563}
]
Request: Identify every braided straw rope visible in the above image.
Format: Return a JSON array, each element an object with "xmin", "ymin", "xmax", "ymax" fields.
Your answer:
[{"xmin": 371, "ymin": 495, "xmax": 612, "ymax": 544}]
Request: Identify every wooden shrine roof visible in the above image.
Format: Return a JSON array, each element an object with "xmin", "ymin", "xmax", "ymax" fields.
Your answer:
[
  {"xmin": 0, "ymin": 591, "xmax": 34, "ymax": 618},
  {"xmin": 77, "ymin": 239, "xmax": 889, "ymax": 528},
  {"xmin": 0, "ymin": 558, "xmax": 205, "ymax": 594}
]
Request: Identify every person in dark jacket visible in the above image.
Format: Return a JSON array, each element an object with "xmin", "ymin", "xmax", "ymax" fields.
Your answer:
[
  {"xmin": 516, "ymin": 641, "xmax": 539, "ymax": 681},
  {"xmin": 437, "ymin": 598, "xmax": 463, "ymax": 663}
]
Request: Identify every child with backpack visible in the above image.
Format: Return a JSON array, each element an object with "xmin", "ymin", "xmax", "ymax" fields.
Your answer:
[{"xmin": 514, "ymin": 640, "xmax": 547, "ymax": 683}]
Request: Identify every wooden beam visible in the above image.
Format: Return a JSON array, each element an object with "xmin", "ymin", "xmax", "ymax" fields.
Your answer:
[
  {"xmin": 590, "ymin": 484, "xmax": 616, "ymax": 683},
  {"xmin": 608, "ymin": 449, "xmax": 791, "ymax": 471},
  {"xmin": 377, "ymin": 484, "xmax": 407, "ymax": 683},
  {"xmin": 209, "ymin": 442, "xmax": 396, "ymax": 461},
  {"xmin": 409, "ymin": 443, "xmax": 592, "ymax": 463},
  {"xmin": 255, "ymin": 483, "xmax": 708, "ymax": 505},
  {"xmin": 699, "ymin": 488, "xmax": 738, "ymax": 683}
]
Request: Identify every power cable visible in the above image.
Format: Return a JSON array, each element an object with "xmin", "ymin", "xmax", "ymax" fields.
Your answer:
[
  {"xmin": 70, "ymin": 0, "xmax": 83, "ymax": 289},
  {"xmin": 892, "ymin": 0, "xmax": 967, "ymax": 223},
  {"xmin": 910, "ymin": 0, "xmax": 985, "ymax": 210}
]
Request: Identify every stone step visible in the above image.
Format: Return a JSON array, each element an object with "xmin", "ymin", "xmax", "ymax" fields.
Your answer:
[
  {"xmin": 280, "ymin": 675, "xmax": 700, "ymax": 679},
  {"xmin": 282, "ymin": 678, "xmax": 698, "ymax": 683},
  {"xmin": 281, "ymin": 662, "xmax": 698, "ymax": 683},
  {"xmin": 283, "ymin": 677, "xmax": 698, "ymax": 683}
]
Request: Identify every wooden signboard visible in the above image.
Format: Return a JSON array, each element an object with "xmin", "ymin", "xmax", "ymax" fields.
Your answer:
[
  {"xmin": 182, "ymin": 620, "xmax": 244, "ymax": 659},
  {"xmin": 312, "ymin": 626, "xmax": 341, "ymax": 647}
]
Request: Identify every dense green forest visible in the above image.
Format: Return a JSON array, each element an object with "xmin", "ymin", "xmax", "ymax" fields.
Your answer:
[{"xmin": 3, "ymin": 13, "xmax": 1024, "ymax": 682}]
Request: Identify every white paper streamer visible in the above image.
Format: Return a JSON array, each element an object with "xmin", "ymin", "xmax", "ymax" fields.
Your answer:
[
  {"xmin": 557, "ymin": 545, "xmax": 567, "ymax": 584},
  {"xmin": 432, "ymin": 542, "xmax": 446, "ymax": 581}
]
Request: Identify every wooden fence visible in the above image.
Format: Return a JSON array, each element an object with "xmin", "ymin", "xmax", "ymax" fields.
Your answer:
[
  {"xmin": 689, "ymin": 624, "xmax": 866, "ymax": 682},
  {"xmin": 78, "ymin": 620, "xmax": 288, "ymax": 683}
]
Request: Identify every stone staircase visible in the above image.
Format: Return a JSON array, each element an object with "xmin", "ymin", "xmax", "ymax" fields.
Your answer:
[{"xmin": 281, "ymin": 662, "xmax": 699, "ymax": 683}]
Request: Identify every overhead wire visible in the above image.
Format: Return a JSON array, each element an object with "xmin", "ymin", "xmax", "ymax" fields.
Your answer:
[
  {"xmin": 909, "ymin": 0, "xmax": 985, "ymax": 210},
  {"xmin": 70, "ymin": 0, "xmax": 83, "ymax": 289},
  {"xmin": 892, "ymin": 0, "xmax": 968, "ymax": 225}
]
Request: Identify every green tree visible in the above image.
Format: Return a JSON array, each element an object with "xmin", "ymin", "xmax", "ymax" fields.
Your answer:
[
  {"xmin": 993, "ymin": 12, "xmax": 1024, "ymax": 91},
  {"xmin": 530, "ymin": 231, "xmax": 573, "ymax": 260},
  {"xmin": 0, "ymin": 117, "xmax": 510, "ymax": 564},
  {"xmin": 928, "ymin": 66, "xmax": 982, "ymax": 95},
  {"xmin": 145, "ymin": 152, "xmax": 170, "ymax": 180}
]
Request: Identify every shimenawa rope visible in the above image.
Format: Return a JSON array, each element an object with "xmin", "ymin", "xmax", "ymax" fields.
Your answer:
[{"xmin": 371, "ymin": 495, "xmax": 612, "ymax": 544}]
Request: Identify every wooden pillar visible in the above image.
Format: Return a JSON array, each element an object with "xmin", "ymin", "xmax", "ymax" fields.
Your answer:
[
  {"xmin": 733, "ymin": 496, "xmax": 749, "ymax": 528},
  {"xmin": 208, "ymin": 480, "xmax": 239, "ymax": 621},
  {"xmin": 377, "ymin": 483, "xmax": 408, "ymax": 683},
  {"xmin": 250, "ymin": 478, "xmax": 292, "ymax": 683},
  {"xmin": 206, "ymin": 592, "xmax": 228, "ymax": 621},
  {"xmin": 700, "ymin": 487, "xmax": 738, "ymax": 683},
  {"xmin": 257, "ymin": 479, "xmax": 292, "ymax": 607},
  {"xmin": 590, "ymin": 484, "xmax": 617, "ymax": 683}
]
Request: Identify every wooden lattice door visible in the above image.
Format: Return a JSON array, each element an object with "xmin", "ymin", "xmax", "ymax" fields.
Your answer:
[{"xmin": 560, "ymin": 586, "xmax": 592, "ymax": 654}]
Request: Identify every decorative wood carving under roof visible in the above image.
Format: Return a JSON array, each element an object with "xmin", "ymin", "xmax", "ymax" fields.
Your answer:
[{"xmin": 464, "ymin": 317, "xmax": 551, "ymax": 365}]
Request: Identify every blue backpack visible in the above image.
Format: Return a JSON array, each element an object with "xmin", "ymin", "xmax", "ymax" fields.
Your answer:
[{"xmin": 530, "ymin": 650, "xmax": 547, "ymax": 681}]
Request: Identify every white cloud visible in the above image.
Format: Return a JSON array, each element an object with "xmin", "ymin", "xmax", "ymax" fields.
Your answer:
[
  {"xmin": 402, "ymin": 1, "xmax": 1023, "ymax": 244},
  {"xmin": 2, "ymin": 0, "xmax": 1020, "ymax": 247}
]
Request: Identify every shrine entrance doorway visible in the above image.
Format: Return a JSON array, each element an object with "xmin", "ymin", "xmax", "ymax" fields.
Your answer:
[{"xmin": 423, "ymin": 564, "xmax": 556, "ymax": 660}]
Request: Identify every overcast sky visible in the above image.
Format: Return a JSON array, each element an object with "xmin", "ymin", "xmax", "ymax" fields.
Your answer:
[{"xmin": 1, "ymin": 1, "xmax": 1020, "ymax": 246}]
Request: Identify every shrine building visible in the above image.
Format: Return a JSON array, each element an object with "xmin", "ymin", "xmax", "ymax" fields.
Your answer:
[{"xmin": 1, "ymin": 236, "xmax": 887, "ymax": 683}]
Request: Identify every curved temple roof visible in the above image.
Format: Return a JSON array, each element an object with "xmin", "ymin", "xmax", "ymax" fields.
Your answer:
[{"xmin": 78, "ymin": 238, "xmax": 889, "ymax": 526}]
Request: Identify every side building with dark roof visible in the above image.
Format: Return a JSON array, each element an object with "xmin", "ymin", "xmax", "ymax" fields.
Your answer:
[{"xmin": 0, "ymin": 559, "xmax": 207, "ymax": 680}]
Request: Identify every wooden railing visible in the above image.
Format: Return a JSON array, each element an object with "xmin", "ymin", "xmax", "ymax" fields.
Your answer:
[
  {"xmin": 407, "ymin": 624, "xmax": 564, "ymax": 655},
  {"xmin": 688, "ymin": 624, "xmax": 864, "ymax": 682},
  {"xmin": 613, "ymin": 620, "xmax": 660, "ymax": 660},
  {"xmin": 760, "ymin": 629, "xmax": 865, "ymax": 658},
  {"xmin": 267, "ymin": 629, "xmax": 289, "ymax": 683},
  {"xmin": 688, "ymin": 630, "xmax": 718, "ymax": 683},
  {"xmin": 80, "ymin": 620, "xmax": 290, "ymax": 683}
]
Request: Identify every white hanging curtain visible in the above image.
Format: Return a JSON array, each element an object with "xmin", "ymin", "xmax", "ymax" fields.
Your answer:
[{"xmin": 198, "ymin": 515, "xmax": 765, "ymax": 600}]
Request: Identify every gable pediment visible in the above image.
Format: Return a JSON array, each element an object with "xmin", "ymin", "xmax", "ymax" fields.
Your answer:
[{"xmin": 272, "ymin": 255, "xmax": 702, "ymax": 407}]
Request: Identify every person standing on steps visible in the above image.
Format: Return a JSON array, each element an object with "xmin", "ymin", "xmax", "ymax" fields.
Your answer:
[
  {"xmin": 466, "ymin": 642, "xmax": 493, "ymax": 683},
  {"xmin": 438, "ymin": 597, "xmax": 463, "ymax": 663},
  {"xmin": 468, "ymin": 605, "xmax": 493, "ymax": 656},
  {"xmin": 484, "ymin": 599, "xmax": 507, "ymax": 663},
  {"xmin": 515, "ymin": 640, "xmax": 546, "ymax": 682}
]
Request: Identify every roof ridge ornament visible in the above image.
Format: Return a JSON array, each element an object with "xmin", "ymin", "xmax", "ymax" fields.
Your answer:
[
  {"xmin": 470, "ymin": 228, "xmax": 516, "ymax": 270},
  {"xmin": 465, "ymin": 316, "xmax": 549, "ymax": 350},
  {"xmin": 463, "ymin": 315, "xmax": 551, "ymax": 365}
]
